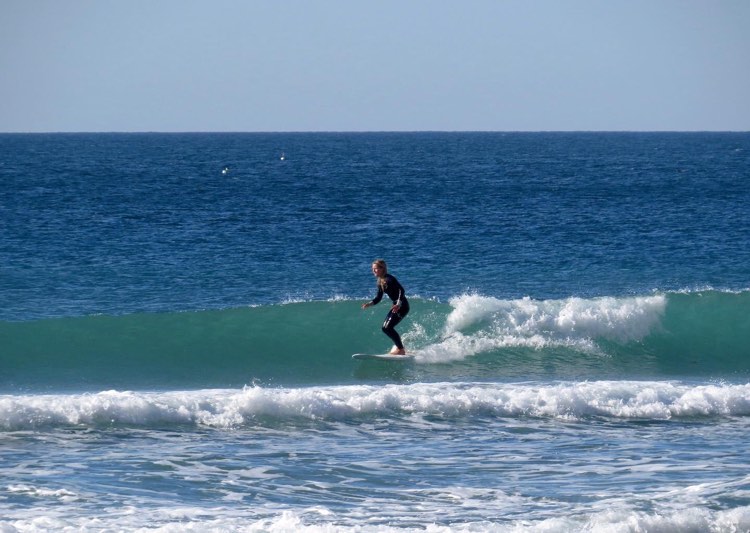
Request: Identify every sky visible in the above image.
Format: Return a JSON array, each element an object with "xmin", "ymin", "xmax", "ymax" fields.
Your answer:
[{"xmin": 1, "ymin": 0, "xmax": 749, "ymax": 132}]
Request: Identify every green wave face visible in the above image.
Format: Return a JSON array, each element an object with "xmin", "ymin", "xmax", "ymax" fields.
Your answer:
[{"xmin": 2, "ymin": 291, "xmax": 749, "ymax": 392}]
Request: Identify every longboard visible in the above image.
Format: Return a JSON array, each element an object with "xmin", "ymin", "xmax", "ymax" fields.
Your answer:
[{"xmin": 352, "ymin": 353, "xmax": 415, "ymax": 362}]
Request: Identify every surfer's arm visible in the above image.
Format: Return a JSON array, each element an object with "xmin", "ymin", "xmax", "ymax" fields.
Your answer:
[{"xmin": 362, "ymin": 287, "xmax": 384, "ymax": 309}]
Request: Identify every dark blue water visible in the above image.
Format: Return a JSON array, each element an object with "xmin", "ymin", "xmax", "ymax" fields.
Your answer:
[
  {"xmin": 2, "ymin": 132, "xmax": 748, "ymax": 321},
  {"xmin": 1, "ymin": 132, "xmax": 750, "ymax": 531}
]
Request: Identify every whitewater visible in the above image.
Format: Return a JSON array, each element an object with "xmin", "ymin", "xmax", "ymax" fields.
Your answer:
[
  {"xmin": 1, "ymin": 132, "xmax": 749, "ymax": 532},
  {"xmin": 4, "ymin": 380, "xmax": 750, "ymax": 430}
]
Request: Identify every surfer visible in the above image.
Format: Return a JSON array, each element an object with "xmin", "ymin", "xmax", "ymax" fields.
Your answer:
[{"xmin": 362, "ymin": 259, "xmax": 410, "ymax": 355}]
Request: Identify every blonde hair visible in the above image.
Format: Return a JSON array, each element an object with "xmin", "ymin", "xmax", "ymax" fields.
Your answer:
[{"xmin": 372, "ymin": 259, "xmax": 388, "ymax": 289}]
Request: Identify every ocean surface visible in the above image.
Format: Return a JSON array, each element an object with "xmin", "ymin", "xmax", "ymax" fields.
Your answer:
[{"xmin": 1, "ymin": 131, "xmax": 749, "ymax": 532}]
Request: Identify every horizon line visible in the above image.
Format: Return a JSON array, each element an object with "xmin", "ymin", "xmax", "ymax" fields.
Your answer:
[{"xmin": 1, "ymin": 129, "xmax": 748, "ymax": 135}]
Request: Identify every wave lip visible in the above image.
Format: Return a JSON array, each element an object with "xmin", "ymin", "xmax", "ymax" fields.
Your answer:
[
  {"xmin": 417, "ymin": 290, "xmax": 750, "ymax": 377},
  {"xmin": 417, "ymin": 292, "xmax": 668, "ymax": 366},
  {"xmin": 443, "ymin": 292, "xmax": 666, "ymax": 344},
  {"xmin": 3, "ymin": 380, "xmax": 750, "ymax": 430}
]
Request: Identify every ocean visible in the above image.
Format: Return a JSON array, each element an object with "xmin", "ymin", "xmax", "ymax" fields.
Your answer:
[{"xmin": 1, "ymin": 132, "xmax": 749, "ymax": 532}]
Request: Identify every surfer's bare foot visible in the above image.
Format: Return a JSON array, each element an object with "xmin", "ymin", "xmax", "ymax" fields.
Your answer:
[{"xmin": 390, "ymin": 348, "xmax": 407, "ymax": 356}]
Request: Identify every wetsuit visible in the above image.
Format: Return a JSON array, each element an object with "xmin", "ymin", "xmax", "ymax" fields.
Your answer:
[{"xmin": 368, "ymin": 274, "xmax": 410, "ymax": 351}]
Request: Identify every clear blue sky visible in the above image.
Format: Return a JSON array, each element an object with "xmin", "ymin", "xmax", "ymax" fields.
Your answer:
[{"xmin": 2, "ymin": 0, "xmax": 748, "ymax": 132}]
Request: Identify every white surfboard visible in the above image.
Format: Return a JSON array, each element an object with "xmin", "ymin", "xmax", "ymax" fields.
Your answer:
[{"xmin": 352, "ymin": 353, "xmax": 415, "ymax": 362}]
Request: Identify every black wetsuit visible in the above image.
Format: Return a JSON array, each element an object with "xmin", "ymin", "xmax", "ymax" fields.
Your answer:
[{"xmin": 368, "ymin": 274, "xmax": 410, "ymax": 350}]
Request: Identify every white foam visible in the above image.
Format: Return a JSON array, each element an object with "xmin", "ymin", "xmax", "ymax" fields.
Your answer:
[
  {"xmin": 2, "ymin": 504, "xmax": 750, "ymax": 532},
  {"xmin": 446, "ymin": 293, "xmax": 666, "ymax": 340},
  {"xmin": 419, "ymin": 293, "xmax": 667, "ymax": 362},
  {"xmin": 2, "ymin": 380, "xmax": 750, "ymax": 430},
  {"xmin": 6, "ymin": 484, "xmax": 78, "ymax": 502}
]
